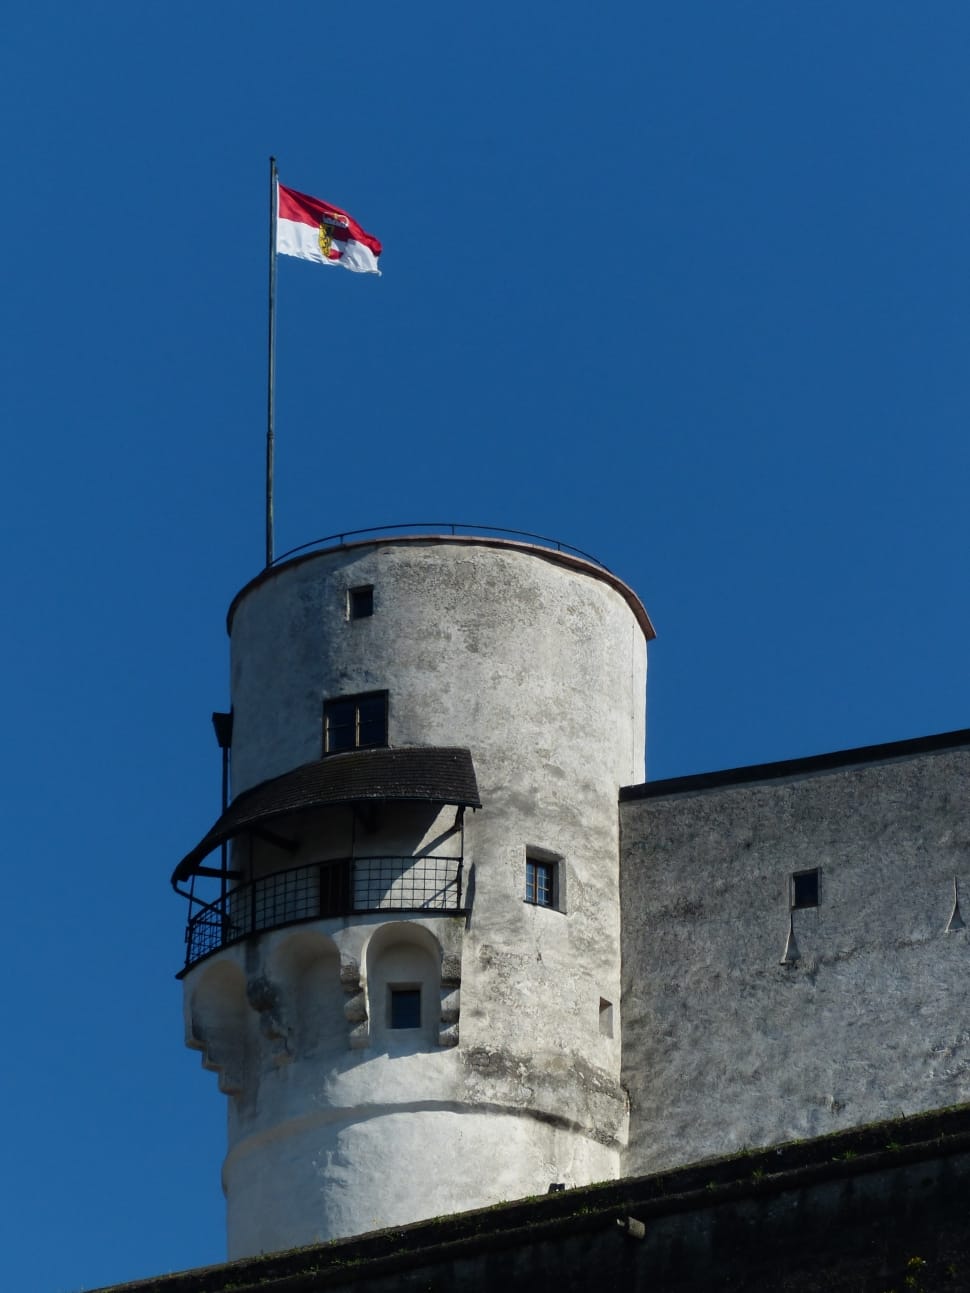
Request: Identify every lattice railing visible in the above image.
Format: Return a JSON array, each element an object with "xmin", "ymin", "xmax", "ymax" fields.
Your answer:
[{"xmin": 182, "ymin": 855, "xmax": 463, "ymax": 970}]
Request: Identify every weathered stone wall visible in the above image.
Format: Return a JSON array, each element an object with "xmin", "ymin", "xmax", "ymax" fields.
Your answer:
[{"xmin": 619, "ymin": 738, "xmax": 970, "ymax": 1176}]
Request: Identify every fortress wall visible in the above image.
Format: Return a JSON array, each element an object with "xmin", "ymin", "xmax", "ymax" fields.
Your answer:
[
  {"xmin": 105, "ymin": 1106, "xmax": 970, "ymax": 1292},
  {"xmin": 619, "ymin": 739, "xmax": 970, "ymax": 1175}
]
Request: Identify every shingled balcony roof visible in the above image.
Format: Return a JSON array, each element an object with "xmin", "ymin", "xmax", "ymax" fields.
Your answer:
[{"xmin": 173, "ymin": 746, "xmax": 481, "ymax": 884}]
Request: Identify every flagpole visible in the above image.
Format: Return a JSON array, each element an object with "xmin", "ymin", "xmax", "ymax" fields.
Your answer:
[{"xmin": 266, "ymin": 156, "xmax": 278, "ymax": 568}]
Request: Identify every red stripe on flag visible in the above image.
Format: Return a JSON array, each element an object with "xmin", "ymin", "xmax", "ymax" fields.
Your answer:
[{"xmin": 278, "ymin": 184, "xmax": 382, "ymax": 256}]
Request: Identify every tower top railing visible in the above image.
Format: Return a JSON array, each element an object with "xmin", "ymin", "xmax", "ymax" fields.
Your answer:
[
  {"xmin": 270, "ymin": 523, "xmax": 612, "ymax": 572},
  {"xmin": 229, "ymin": 522, "xmax": 655, "ymax": 640}
]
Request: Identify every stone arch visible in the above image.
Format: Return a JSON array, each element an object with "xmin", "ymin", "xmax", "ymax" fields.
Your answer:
[
  {"xmin": 364, "ymin": 922, "xmax": 443, "ymax": 1052},
  {"xmin": 186, "ymin": 959, "xmax": 249, "ymax": 1094},
  {"xmin": 268, "ymin": 929, "xmax": 344, "ymax": 1057}
]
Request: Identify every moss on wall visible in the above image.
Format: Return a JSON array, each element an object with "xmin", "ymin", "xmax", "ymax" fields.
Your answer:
[{"xmin": 99, "ymin": 1104, "xmax": 970, "ymax": 1292}]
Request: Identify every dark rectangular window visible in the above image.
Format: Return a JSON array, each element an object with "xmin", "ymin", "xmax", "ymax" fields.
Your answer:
[
  {"xmin": 324, "ymin": 691, "xmax": 388, "ymax": 754},
  {"xmin": 525, "ymin": 859, "xmax": 554, "ymax": 907},
  {"xmin": 390, "ymin": 988, "xmax": 421, "ymax": 1029},
  {"xmin": 791, "ymin": 869, "xmax": 819, "ymax": 909},
  {"xmin": 349, "ymin": 586, "xmax": 374, "ymax": 619}
]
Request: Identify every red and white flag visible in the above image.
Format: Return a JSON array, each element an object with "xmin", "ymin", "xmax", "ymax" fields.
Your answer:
[{"xmin": 276, "ymin": 183, "xmax": 382, "ymax": 275}]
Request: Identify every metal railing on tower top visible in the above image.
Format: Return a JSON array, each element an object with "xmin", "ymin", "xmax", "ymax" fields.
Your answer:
[{"xmin": 270, "ymin": 523, "xmax": 611, "ymax": 571}]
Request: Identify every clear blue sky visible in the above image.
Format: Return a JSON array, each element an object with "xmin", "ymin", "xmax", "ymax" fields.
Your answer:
[{"xmin": 2, "ymin": 4, "xmax": 969, "ymax": 1289}]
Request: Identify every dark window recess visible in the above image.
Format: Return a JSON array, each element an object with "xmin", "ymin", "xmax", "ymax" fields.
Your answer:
[
  {"xmin": 211, "ymin": 710, "xmax": 233, "ymax": 749},
  {"xmin": 599, "ymin": 998, "xmax": 614, "ymax": 1038},
  {"xmin": 525, "ymin": 859, "xmax": 554, "ymax": 908},
  {"xmin": 324, "ymin": 691, "xmax": 388, "ymax": 754},
  {"xmin": 349, "ymin": 586, "xmax": 374, "ymax": 619},
  {"xmin": 390, "ymin": 988, "xmax": 421, "ymax": 1029},
  {"xmin": 791, "ymin": 869, "xmax": 819, "ymax": 909}
]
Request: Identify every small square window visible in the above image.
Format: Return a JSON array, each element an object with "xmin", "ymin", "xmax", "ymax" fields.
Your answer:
[
  {"xmin": 349, "ymin": 586, "xmax": 374, "ymax": 620},
  {"xmin": 791, "ymin": 869, "xmax": 819, "ymax": 909},
  {"xmin": 389, "ymin": 987, "xmax": 421, "ymax": 1029},
  {"xmin": 525, "ymin": 859, "xmax": 554, "ymax": 908}
]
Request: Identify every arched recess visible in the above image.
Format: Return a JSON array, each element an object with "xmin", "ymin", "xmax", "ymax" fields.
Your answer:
[
  {"xmin": 365, "ymin": 922, "xmax": 442, "ymax": 1052},
  {"xmin": 268, "ymin": 930, "xmax": 344, "ymax": 1057},
  {"xmin": 187, "ymin": 959, "xmax": 249, "ymax": 1094}
]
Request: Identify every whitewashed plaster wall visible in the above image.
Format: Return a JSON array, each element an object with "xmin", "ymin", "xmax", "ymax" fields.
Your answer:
[
  {"xmin": 186, "ymin": 538, "xmax": 651, "ymax": 1255},
  {"xmin": 619, "ymin": 741, "xmax": 970, "ymax": 1177}
]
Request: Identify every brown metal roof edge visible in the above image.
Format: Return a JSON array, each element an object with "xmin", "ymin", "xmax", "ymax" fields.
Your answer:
[{"xmin": 225, "ymin": 534, "xmax": 656, "ymax": 642}]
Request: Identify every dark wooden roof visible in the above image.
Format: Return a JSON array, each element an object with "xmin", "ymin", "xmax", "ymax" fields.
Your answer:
[{"xmin": 173, "ymin": 747, "xmax": 480, "ymax": 883}]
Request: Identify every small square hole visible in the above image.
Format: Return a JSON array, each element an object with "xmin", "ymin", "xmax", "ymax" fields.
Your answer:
[
  {"xmin": 389, "ymin": 987, "xmax": 421, "ymax": 1029},
  {"xmin": 349, "ymin": 586, "xmax": 374, "ymax": 619},
  {"xmin": 791, "ymin": 869, "xmax": 819, "ymax": 909}
]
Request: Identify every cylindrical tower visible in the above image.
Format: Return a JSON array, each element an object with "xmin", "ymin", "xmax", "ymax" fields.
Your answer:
[{"xmin": 174, "ymin": 533, "xmax": 653, "ymax": 1258}]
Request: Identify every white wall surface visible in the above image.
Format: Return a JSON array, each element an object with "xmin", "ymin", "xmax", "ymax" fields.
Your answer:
[{"xmin": 185, "ymin": 538, "xmax": 650, "ymax": 1254}]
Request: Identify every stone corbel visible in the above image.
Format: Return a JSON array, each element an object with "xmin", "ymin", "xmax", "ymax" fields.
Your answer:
[
  {"xmin": 246, "ymin": 975, "xmax": 293, "ymax": 1065},
  {"xmin": 340, "ymin": 956, "xmax": 370, "ymax": 1049},
  {"xmin": 186, "ymin": 1011, "xmax": 246, "ymax": 1096},
  {"xmin": 438, "ymin": 951, "xmax": 461, "ymax": 1045}
]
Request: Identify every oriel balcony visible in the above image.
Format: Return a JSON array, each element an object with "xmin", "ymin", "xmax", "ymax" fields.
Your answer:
[{"xmin": 172, "ymin": 747, "xmax": 480, "ymax": 975}]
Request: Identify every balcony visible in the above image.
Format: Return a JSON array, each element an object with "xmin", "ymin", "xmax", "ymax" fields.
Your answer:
[{"xmin": 180, "ymin": 854, "xmax": 464, "ymax": 973}]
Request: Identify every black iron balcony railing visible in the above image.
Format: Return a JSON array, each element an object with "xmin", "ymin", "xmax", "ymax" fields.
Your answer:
[{"xmin": 181, "ymin": 855, "xmax": 464, "ymax": 972}]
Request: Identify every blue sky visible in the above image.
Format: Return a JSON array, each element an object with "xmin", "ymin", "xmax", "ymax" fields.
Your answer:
[{"xmin": 2, "ymin": 4, "xmax": 969, "ymax": 1289}]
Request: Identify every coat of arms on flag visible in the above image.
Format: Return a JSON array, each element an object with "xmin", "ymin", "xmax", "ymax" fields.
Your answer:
[{"xmin": 277, "ymin": 183, "xmax": 382, "ymax": 275}]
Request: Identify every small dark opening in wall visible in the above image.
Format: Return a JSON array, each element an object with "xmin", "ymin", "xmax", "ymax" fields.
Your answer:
[
  {"xmin": 349, "ymin": 585, "xmax": 374, "ymax": 619},
  {"xmin": 599, "ymin": 998, "xmax": 614, "ymax": 1038},
  {"xmin": 792, "ymin": 869, "xmax": 819, "ymax": 909},
  {"xmin": 389, "ymin": 988, "xmax": 421, "ymax": 1029}
]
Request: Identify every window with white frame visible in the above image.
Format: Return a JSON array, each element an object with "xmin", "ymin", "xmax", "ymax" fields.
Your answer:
[
  {"xmin": 524, "ymin": 849, "xmax": 564, "ymax": 910},
  {"xmin": 526, "ymin": 858, "xmax": 554, "ymax": 906}
]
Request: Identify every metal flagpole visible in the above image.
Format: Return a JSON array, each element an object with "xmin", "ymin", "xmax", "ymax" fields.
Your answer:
[{"xmin": 266, "ymin": 156, "xmax": 279, "ymax": 567}]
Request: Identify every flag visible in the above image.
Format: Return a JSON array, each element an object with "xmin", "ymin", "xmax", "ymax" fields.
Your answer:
[{"xmin": 276, "ymin": 183, "xmax": 382, "ymax": 274}]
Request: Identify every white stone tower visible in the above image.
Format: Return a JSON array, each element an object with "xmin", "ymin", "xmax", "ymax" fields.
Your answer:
[{"xmin": 174, "ymin": 531, "xmax": 653, "ymax": 1258}]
